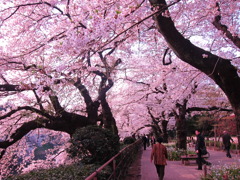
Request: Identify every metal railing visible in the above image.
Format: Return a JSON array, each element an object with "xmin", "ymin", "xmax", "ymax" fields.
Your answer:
[{"xmin": 85, "ymin": 139, "xmax": 142, "ymax": 180}]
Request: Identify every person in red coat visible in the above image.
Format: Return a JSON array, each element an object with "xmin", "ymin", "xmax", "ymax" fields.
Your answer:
[{"xmin": 150, "ymin": 137, "xmax": 168, "ymax": 180}]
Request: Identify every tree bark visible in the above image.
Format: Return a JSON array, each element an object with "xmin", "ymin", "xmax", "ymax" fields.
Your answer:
[
  {"xmin": 101, "ymin": 97, "xmax": 119, "ymax": 136},
  {"xmin": 173, "ymin": 100, "xmax": 187, "ymax": 150},
  {"xmin": 161, "ymin": 120, "xmax": 168, "ymax": 143},
  {"xmin": 147, "ymin": 107, "xmax": 162, "ymax": 138},
  {"xmin": 74, "ymin": 78, "xmax": 99, "ymax": 124}
]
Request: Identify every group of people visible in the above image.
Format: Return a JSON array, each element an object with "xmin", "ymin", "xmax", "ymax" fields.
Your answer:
[
  {"xmin": 142, "ymin": 134, "xmax": 156, "ymax": 150},
  {"xmin": 145, "ymin": 129, "xmax": 234, "ymax": 179}
]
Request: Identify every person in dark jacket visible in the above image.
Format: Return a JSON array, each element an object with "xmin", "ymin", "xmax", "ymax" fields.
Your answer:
[
  {"xmin": 222, "ymin": 131, "xmax": 234, "ymax": 158},
  {"xmin": 142, "ymin": 134, "xmax": 148, "ymax": 150},
  {"xmin": 195, "ymin": 129, "xmax": 211, "ymax": 170}
]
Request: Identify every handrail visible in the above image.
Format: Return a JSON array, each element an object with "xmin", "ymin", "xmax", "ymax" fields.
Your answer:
[{"xmin": 85, "ymin": 139, "xmax": 142, "ymax": 180}]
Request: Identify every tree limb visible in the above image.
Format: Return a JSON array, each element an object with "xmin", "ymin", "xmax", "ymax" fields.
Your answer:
[
  {"xmin": 0, "ymin": 106, "xmax": 54, "ymax": 120},
  {"xmin": 0, "ymin": 113, "xmax": 89, "ymax": 152},
  {"xmin": 49, "ymin": 95, "xmax": 65, "ymax": 115},
  {"xmin": 212, "ymin": 3, "xmax": 240, "ymax": 49},
  {"xmin": 150, "ymin": 0, "xmax": 240, "ymax": 109}
]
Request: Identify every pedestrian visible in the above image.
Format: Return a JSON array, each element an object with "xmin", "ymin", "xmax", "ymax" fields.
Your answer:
[
  {"xmin": 150, "ymin": 137, "xmax": 168, "ymax": 180},
  {"xmin": 151, "ymin": 135, "xmax": 156, "ymax": 147},
  {"xmin": 142, "ymin": 134, "xmax": 147, "ymax": 150},
  {"xmin": 222, "ymin": 130, "xmax": 234, "ymax": 158},
  {"xmin": 147, "ymin": 135, "xmax": 150, "ymax": 147},
  {"xmin": 195, "ymin": 129, "xmax": 211, "ymax": 170}
]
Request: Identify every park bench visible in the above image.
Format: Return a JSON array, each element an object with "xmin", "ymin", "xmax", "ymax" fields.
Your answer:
[{"xmin": 180, "ymin": 153, "xmax": 210, "ymax": 165}]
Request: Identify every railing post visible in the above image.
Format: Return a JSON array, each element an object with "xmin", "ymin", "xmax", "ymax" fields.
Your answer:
[
  {"xmin": 113, "ymin": 159, "xmax": 116, "ymax": 179},
  {"xmin": 203, "ymin": 164, "xmax": 207, "ymax": 177}
]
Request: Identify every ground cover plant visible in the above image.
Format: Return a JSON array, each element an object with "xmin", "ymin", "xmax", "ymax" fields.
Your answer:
[
  {"xmin": 6, "ymin": 163, "xmax": 112, "ymax": 180},
  {"xmin": 165, "ymin": 145, "xmax": 196, "ymax": 161},
  {"xmin": 201, "ymin": 165, "xmax": 240, "ymax": 180}
]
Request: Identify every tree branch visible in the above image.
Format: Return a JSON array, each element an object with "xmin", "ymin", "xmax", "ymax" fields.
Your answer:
[
  {"xmin": 0, "ymin": 84, "xmax": 22, "ymax": 91},
  {"xmin": 73, "ymin": 78, "xmax": 99, "ymax": 123},
  {"xmin": 73, "ymin": 78, "xmax": 94, "ymax": 106},
  {"xmin": 96, "ymin": 0, "xmax": 179, "ymax": 52},
  {"xmin": 212, "ymin": 3, "xmax": 240, "ymax": 49},
  {"xmin": 0, "ymin": 106, "xmax": 54, "ymax": 121},
  {"xmin": 0, "ymin": 113, "xmax": 89, "ymax": 155},
  {"xmin": 49, "ymin": 95, "xmax": 65, "ymax": 115},
  {"xmin": 33, "ymin": 90, "xmax": 44, "ymax": 111},
  {"xmin": 150, "ymin": 0, "xmax": 240, "ymax": 108}
]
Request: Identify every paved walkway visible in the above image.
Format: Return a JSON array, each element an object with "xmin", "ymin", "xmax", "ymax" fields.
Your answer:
[{"xmin": 140, "ymin": 146, "xmax": 240, "ymax": 180}]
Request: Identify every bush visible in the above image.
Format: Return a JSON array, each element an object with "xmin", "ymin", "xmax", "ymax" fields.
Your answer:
[
  {"xmin": 7, "ymin": 163, "xmax": 112, "ymax": 180},
  {"xmin": 67, "ymin": 125, "xmax": 120, "ymax": 164},
  {"xmin": 123, "ymin": 136, "xmax": 136, "ymax": 144}
]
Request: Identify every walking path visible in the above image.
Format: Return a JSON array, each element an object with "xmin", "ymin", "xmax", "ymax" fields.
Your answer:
[{"xmin": 140, "ymin": 146, "xmax": 240, "ymax": 180}]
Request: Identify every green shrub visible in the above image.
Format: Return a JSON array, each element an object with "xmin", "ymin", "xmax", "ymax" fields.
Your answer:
[
  {"xmin": 67, "ymin": 125, "xmax": 120, "ymax": 164},
  {"xmin": 6, "ymin": 163, "xmax": 112, "ymax": 180},
  {"xmin": 123, "ymin": 136, "xmax": 135, "ymax": 144}
]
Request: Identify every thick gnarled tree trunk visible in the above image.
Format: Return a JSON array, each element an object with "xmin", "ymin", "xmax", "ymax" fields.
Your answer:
[
  {"xmin": 161, "ymin": 120, "xmax": 169, "ymax": 143},
  {"xmin": 173, "ymin": 100, "xmax": 187, "ymax": 150},
  {"xmin": 101, "ymin": 97, "xmax": 119, "ymax": 136}
]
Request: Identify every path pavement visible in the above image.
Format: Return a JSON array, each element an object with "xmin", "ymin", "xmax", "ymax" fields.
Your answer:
[{"xmin": 140, "ymin": 146, "xmax": 240, "ymax": 180}]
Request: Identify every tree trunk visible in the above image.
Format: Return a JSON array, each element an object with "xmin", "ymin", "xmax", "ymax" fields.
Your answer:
[
  {"xmin": 147, "ymin": 107, "xmax": 163, "ymax": 139},
  {"xmin": 101, "ymin": 97, "xmax": 119, "ymax": 136},
  {"xmin": 175, "ymin": 117, "xmax": 186, "ymax": 150},
  {"xmin": 173, "ymin": 100, "xmax": 188, "ymax": 150},
  {"xmin": 162, "ymin": 120, "xmax": 168, "ymax": 143},
  {"xmin": 152, "ymin": 124, "xmax": 162, "ymax": 139}
]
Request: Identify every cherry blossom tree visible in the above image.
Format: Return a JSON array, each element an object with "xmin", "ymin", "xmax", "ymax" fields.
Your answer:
[
  {"xmin": 0, "ymin": 0, "xmax": 239, "ymax": 177},
  {"xmin": 109, "ymin": 0, "xmax": 239, "ymax": 142},
  {"xmin": 0, "ymin": 1, "xmax": 131, "ymax": 176},
  {"xmin": 148, "ymin": 0, "xmax": 240, "ymax": 144}
]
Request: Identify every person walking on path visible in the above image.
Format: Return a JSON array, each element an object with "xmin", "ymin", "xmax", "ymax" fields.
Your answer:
[
  {"xmin": 142, "ymin": 135, "xmax": 148, "ymax": 150},
  {"xmin": 150, "ymin": 135, "xmax": 156, "ymax": 148},
  {"xmin": 150, "ymin": 137, "xmax": 168, "ymax": 180},
  {"xmin": 195, "ymin": 129, "xmax": 211, "ymax": 170},
  {"xmin": 222, "ymin": 130, "xmax": 234, "ymax": 158}
]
